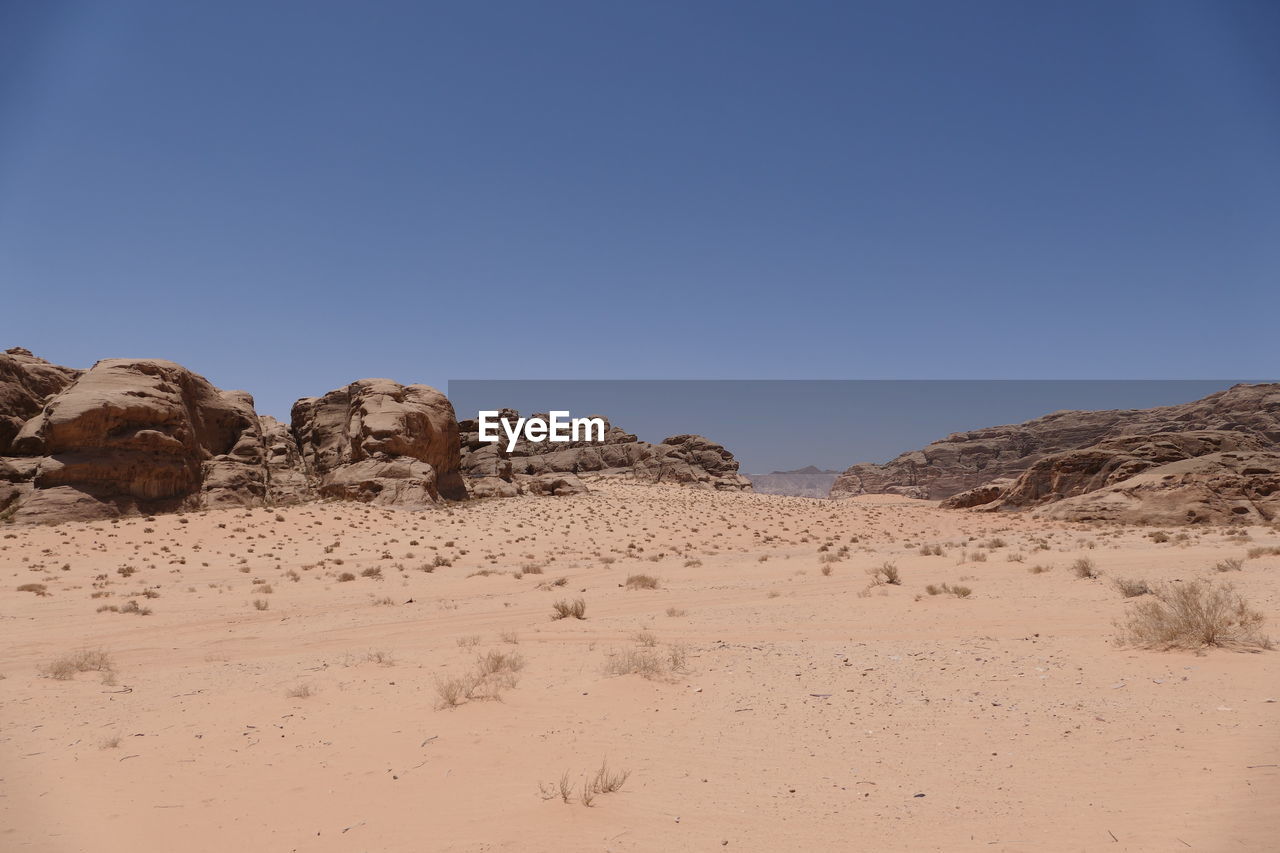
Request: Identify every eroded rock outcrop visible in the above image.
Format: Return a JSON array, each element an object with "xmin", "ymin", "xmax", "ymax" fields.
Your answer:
[
  {"xmin": 4, "ymin": 358, "xmax": 271, "ymax": 521},
  {"xmin": 1034, "ymin": 451, "xmax": 1280, "ymax": 525},
  {"xmin": 1, "ymin": 350, "xmax": 751, "ymax": 522},
  {"xmin": 291, "ymin": 379, "xmax": 467, "ymax": 506},
  {"xmin": 457, "ymin": 412, "xmax": 751, "ymax": 497},
  {"xmin": 832, "ymin": 383, "xmax": 1280, "ymax": 502},
  {"xmin": 0, "ymin": 348, "xmax": 81, "ymax": 454}
]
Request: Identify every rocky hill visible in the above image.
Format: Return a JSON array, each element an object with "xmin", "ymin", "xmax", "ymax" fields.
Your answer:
[
  {"xmin": 743, "ymin": 466, "xmax": 840, "ymax": 498},
  {"xmin": 458, "ymin": 411, "xmax": 750, "ymax": 498},
  {"xmin": 0, "ymin": 349, "xmax": 749, "ymax": 523},
  {"xmin": 833, "ymin": 383, "xmax": 1280, "ymax": 524},
  {"xmin": 831, "ymin": 384, "xmax": 1279, "ymax": 499}
]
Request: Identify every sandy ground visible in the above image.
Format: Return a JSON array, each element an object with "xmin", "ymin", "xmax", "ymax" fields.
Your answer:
[{"xmin": 2, "ymin": 483, "xmax": 1278, "ymax": 852}]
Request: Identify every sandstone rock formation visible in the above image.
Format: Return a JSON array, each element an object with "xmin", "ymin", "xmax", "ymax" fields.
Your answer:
[
  {"xmin": 1034, "ymin": 451, "xmax": 1280, "ymax": 525},
  {"xmin": 457, "ymin": 412, "xmax": 751, "ymax": 496},
  {"xmin": 291, "ymin": 379, "xmax": 467, "ymax": 506},
  {"xmin": 0, "ymin": 348, "xmax": 80, "ymax": 454},
  {"xmin": 832, "ymin": 384, "xmax": 1280, "ymax": 502},
  {"xmin": 3, "ymin": 357, "xmax": 271, "ymax": 521},
  {"xmin": 744, "ymin": 466, "xmax": 841, "ymax": 498},
  {"xmin": 0, "ymin": 349, "xmax": 750, "ymax": 522}
]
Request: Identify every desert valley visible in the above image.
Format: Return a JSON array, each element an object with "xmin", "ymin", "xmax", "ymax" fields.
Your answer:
[{"xmin": 2, "ymin": 348, "xmax": 1278, "ymax": 852}]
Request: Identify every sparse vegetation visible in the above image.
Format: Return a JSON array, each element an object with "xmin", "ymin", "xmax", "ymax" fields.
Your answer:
[
  {"xmin": 925, "ymin": 583, "xmax": 972, "ymax": 598},
  {"xmin": 551, "ymin": 598, "xmax": 587, "ymax": 620},
  {"xmin": 866, "ymin": 561, "xmax": 900, "ymax": 585},
  {"xmin": 1071, "ymin": 557, "xmax": 1100, "ymax": 579},
  {"xmin": 1118, "ymin": 580, "xmax": 1271, "ymax": 651},
  {"xmin": 42, "ymin": 649, "xmax": 115, "ymax": 682},
  {"xmin": 1113, "ymin": 577, "xmax": 1151, "ymax": 598},
  {"xmin": 625, "ymin": 574, "xmax": 660, "ymax": 589}
]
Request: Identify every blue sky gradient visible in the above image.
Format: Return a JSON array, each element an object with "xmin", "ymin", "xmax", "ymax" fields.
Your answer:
[{"xmin": 1, "ymin": 1, "xmax": 1277, "ymax": 420}]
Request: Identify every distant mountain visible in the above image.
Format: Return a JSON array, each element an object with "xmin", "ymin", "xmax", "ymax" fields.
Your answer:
[{"xmin": 743, "ymin": 465, "xmax": 840, "ymax": 498}]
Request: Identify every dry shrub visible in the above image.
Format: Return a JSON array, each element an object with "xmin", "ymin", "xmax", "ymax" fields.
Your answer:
[
  {"xmin": 604, "ymin": 644, "xmax": 688, "ymax": 680},
  {"xmin": 1071, "ymin": 558, "xmax": 1100, "ymax": 579},
  {"xmin": 42, "ymin": 649, "xmax": 114, "ymax": 682},
  {"xmin": 625, "ymin": 574, "xmax": 659, "ymax": 590},
  {"xmin": 552, "ymin": 598, "xmax": 587, "ymax": 620},
  {"xmin": 866, "ymin": 562, "xmax": 901, "ymax": 585},
  {"xmin": 435, "ymin": 650, "xmax": 524, "ymax": 709},
  {"xmin": 1113, "ymin": 577, "xmax": 1151, "ymax": 598},
  {"xmin": 1119, "ymin": 580, "xmax": 1271, "ymax": 651},
  {"xmin": 17, "ymin": 583, "xmax": 48, "ymax": 596},
  {"xmin": 925, "ymin": 583, "xmax": 971, "ymax": 598},
  {"xmin": 1214, "ymin": 558, "xmax": 1243, "ymax": 572}
]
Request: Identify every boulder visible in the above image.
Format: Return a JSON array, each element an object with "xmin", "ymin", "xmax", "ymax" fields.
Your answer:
[
  {"xmin": 291, "ymin": 379, "xmax": 466, "ymax": 506},
  {"xmin": 6, "ymin": 358, "xmax": 270, "ymax": 521}
]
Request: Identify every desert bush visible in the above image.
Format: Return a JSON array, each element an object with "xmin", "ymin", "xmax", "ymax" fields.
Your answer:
[
  {"xmin": 42, "ymin": 649, "xmax": 114, "ymax": 682},
  {"xmin": 286, "ymin": 683, "xmax": 313, "ymax": 698},
  {"xmin": 1071, "ymin": 558, "xmax": 1099, "ymax": 579},
  {"xmin": 1246, "ymin": 546, "xmax": 1280, "ymax": 559},
  {"xmin": 337, "ymin": 572, "xmax": 356, "ymax": 582},
  {"xmin": 17, "ymin": 583, "xmax": 48, "ymax": 596},
  {"xmin": 625, "ymin": 574, "xmax": 659, "ymax": 590},
  {"xmin": 1214, "ymin": 558, "xmax": 1243, "ymax": 572},
  {"xmin": 1028, "ymin": 564, "xmax": 1052, "ymax": 574},
  {"xmin": 552, "ymin": 598, "xmax": 587, "ymax": 620},
  {"xmin": 252, "ymin": 597, "xmax": 270, "ymax": 610},
  {"xmin": 604, "ymin": 644, "xmax": 688, "ymax": 680},
  {"xmin": 866, "ymin": 562, "xmax": 900, "ymax": 585},
  {"xmin": 925, "ymin": 583, "xmax": 971, "ymax": 598},
  {"xmin": 1118, "ymin": 580, "xmax": 1271, "ymax": 650},
  {"xmin": 1113, "ymin": 577, "xmax": 1151, "ymax": 598}
]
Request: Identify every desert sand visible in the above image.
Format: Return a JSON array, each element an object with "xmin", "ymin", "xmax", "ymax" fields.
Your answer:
[{"xmin": 3, "ymin": 484, "xmax": 1277, "ymax": 852}]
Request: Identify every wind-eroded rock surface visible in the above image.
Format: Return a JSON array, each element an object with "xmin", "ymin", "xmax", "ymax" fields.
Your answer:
[
  {"xmin": 1, "ymin": 351, "xmax": 750, "ymax": 522},
  {"xmin": 292, "ymin": 379, "xmax": 467, "ymax": 506},
  {"xmin": 3, "ymin": 357, "xmax": 271, "ymax": 522},
  {"xmin": 834, "ymin": 384, "xmax": 1279, "ymax": 515},
  {"xmin": 457, "ymin": 413, "xmax": 751, "ymax": 497}
]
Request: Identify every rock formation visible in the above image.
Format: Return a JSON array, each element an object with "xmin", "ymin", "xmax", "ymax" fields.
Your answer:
[
  {"xmin": 291, "ymin": 379, "xmax": 467, "ymax": 506},
  {"xmin": 2, "ymin": 357, "xmax": 271, "ymax": 522},
  {"xmin": 1034, "ymin": 451, "xmax": 1280, "ymax": 525},
  {"xmin": 832, "ymin": 384, "xmax": 1280, "ymax": 502},
  {"xmin": 457, "ymin": 412, "xmax": 751, "ymax": 497}
]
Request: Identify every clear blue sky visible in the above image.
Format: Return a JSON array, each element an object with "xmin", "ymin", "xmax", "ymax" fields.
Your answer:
[{"xmin": 2, "ymin": 1, "xmax": 1277, "ymax": 420}]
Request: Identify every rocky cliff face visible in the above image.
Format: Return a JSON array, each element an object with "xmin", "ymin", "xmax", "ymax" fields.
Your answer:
[
  {"xmin": 1, "ymin": 350, "xmax": 750, "ymax": 523},
  {"xmin": 1034, "ymin": 451, "xmax": 1280, "ymax": 525},
  {"xmin": 291, "ymin": 379, "xmax": 467, "ymax": 506},
  {"xmin": 457, "ymin": 412, "xmax": 751, "ymax": 497},
  {"xmin": 831, "ymin": 384, "xmax": 1280, "ymax": 502},
  {"xmin": 2, "ymin": 357, "xmax": 272, "ymax": 522}
]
